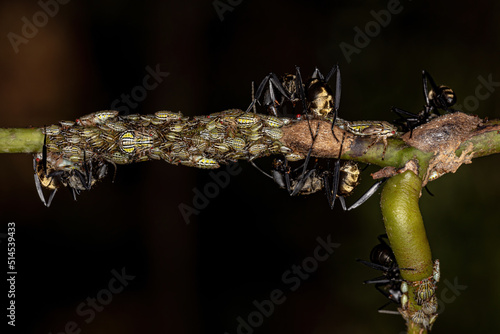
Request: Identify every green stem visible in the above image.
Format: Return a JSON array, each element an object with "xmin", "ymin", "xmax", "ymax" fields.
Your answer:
[
  {"xmin": 380, "ymin": 170, "xmax": 433, "ymax": 334},
  {"xmin": 0, "ymin": 128, "xmax": 44, "ymax": 153}
]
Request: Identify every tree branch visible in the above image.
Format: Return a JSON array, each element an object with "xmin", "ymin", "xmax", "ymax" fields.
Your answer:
[
  {"xmin": 280, "ymin": 112, "xmax": 500, "ymax": 183},
  {"xmin": 0, "ymin": 128, "xmax": 44, "ymax": 153},
  {"xmin": 1, "ymin": 110, "xmax": 498, "ymax": 333}
]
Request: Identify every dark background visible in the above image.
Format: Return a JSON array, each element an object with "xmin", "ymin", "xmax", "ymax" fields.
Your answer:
[{"xmin": 0, "ymin": 0, "xmax": 499, "ymax": 333}]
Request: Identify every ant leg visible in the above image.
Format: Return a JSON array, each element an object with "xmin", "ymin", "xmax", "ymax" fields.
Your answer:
[
  {"xmin": 251, "ymin": 81, "xmax": 257, "ymax": 113},
  {"xmin": 33, "ymin": 128, "xmax": 50, "ymax": 206},
  {"xmin": 246, "ymin": 73, "xmax": 274, "ymax": 113},
  {"xmin": 268, "ymin": 73, "xmax": 291, "ymax": 101},
  {"xmin": 311, "ymin": 67, "xmax": 324, "ymax": 80},
  {"xmin": 248, "ymin": 71, "xmax": 296, "ymax": 181},
  {"xmin": 295, "ymin": 66, "xmax": 308, "ymax": 119},
  {"xmin": 422, "ymin": 70, "xmax": 444, "ymax": 116},
  {"xmin": 357, "ymin": 259, "xmax": 392, "ymax": 274},
  {"xmin": 377, "ymin": 234, "xmax": 389, "ymax": 245},
  {"xmin": 364, "ymin": 276, "xmax": 394, "ymax": 285},
  {"xmin": 375, "ymin": 284, "xmax": 404, "ymax": 307},
  {"xmin": 330, "ymin": 65, "xmax": 341, "ymax": 142},
  {"xmin": 271, "ymin": 158, "xmax": 293, "ymax": 194},
  {"xmin": 325, "ymin": 132, "xmax": 345, "ymax": 209},
  {"xmin": 378, "ymin": 308, "xmax": 400, "ymax": 315},
  {"xmin": 391, "ymin": 107, "xmax": 420, "ymax": 138},
  {"xmin": 338, "ymin": 196, "xmax": 347, "ymax": 211},
  {"xmin": 374, "ymin": 284, "xmax": 399, "ymax": 301},
  {"xmin": 331, "ymin": 65, "xmax": 342, "ymax": 115},
  {"xmin": 74, "ymin": 170, "xmax": 90, "ymax": 191},
  {"xmin": 324, "ymin": 161, "xmax": 340, "ymax": 209},
  {"xmin": 34, "ymin": 173, "xmax": 47, "ymax": 206},
  {"xmin": 424, "ymin": 185, "xmax": 434, "ymax": 197},
  {"xmin": 267, "ymin": 79, "xmax": 276, "ymax": 109},
  {"xmin": 82, "ymin": 151, "xmax": 92, "ymax": 190},
  {"xmin": 377, "ymin": 301, "xmax": 400, "ymax": 315},
  {"xmin": 324, "ymin": 65, "xmax": 337, "ymax": 82},
  {"xmin": 323, "ymin": 171, "xmax": 334, "ymax": 207},
  {"xmin": 327, "ymin": 68, "xmax": 342, "ymax": 207},
  {"xmin": 246, "ymin": 74, "xmax": 270, "ymax": 113},
  {"xmin": 107, "ymin": 161, "xmax": 117, "ymax": 183},
  {"xmin": 246, "ymin": 73, "xmax": 291, "ymax": 113},
  {"xmin": 293, "ymin": 66, "xmax": 320, "ymax": 180},
  {"xmin": 248, "ymin": 78, "xmax": 282, "ymax": 178},
  {"xmin": 42, "ymin": 127, "xmax": 47, "ymax": 175},
  {"xmin": 263, "ymin": 77, "xmax": 285, "ymax": 117},
  {"xmin": 87, "ymin": 160, "xmax": 93, "ymax": 189},
  {"xmin": 422, "ymin": 70, "xmax": 441, "ymax": 97},
  {"xmin": 391, "ymin": 106, "xmax": 417, "ymax": 118},
  {"xmin": 347, "ymin": 178, "xmax": 388, "ymax": 211},
  {"xmin": 33, "ymin": 157, "xmax": 48, "ymax": 207},
  {"xmin": 69, "ymin": 187, "xmax": 80, "ymax": 201},
  {"xmin": 250, "ymin": 160, "xmax": 273, "ymax": 179},
  {"xmin": 422, "ymin": 70, "xmax": 432, "ymax": 107},
  {"xmin": 46, "ymin": 188, "xmax": 57, "ymax": 207},
  {"xmin": 282, "ymin": 158, "xmax": 292, "ymax": 195}
]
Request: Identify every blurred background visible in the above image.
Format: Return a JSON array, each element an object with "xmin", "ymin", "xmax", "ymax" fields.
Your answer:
[{"xmin": 0, "ymin": 0, "xmax": 499, "ymax": 333}]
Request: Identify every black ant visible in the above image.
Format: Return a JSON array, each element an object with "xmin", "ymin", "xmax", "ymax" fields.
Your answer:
[
  {"xmin": 392, "ymin": 70, "xmax": 457, "ymax": 137},
  {"xmin": 33, "ymin": 132, "xmax": 108, "ymax": 207},
  {"xmin": 357, "ymin": 234, "xmax": 413, "ymax": 314},
  {"xmin": 249, "ymin": 66, "xmax": 387, "ymax": 210}
]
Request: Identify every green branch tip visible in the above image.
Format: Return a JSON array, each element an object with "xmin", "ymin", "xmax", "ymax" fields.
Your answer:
[
  {"xmin": 0, "ymin": 128, "xmax": 44, "ymax": 153},
  {"xmin": 381, "ymin": 171, "xmax": 437, "ymax": 334}
]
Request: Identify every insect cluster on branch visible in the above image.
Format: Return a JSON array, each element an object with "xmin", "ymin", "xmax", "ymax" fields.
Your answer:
[
  {"xmin": 399, "ymin": 260, "xmax": 440, "ymax": 330},
  {"xmin": 359, "ymin": 236, "xmax": 440, "ymax": 330},
  {"xmin": 33, "ymin": 66, "xmax": 458, "ymax": 215},
  {"xmin": 34, "ymin": 109, "xmax": 301, "ymax": 206}
]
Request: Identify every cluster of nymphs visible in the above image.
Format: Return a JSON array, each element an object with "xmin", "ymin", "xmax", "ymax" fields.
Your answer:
[
  {"xmin": 34, "ymin": 109, "xmax": 297, "ymax": 206},
  {"xmin": 399, "ymin": 260, "xmax": 440, "ymax": 331},
  {"xmin": 359, "ymin": 235, "xmax": 440, "ymax": 331}
]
